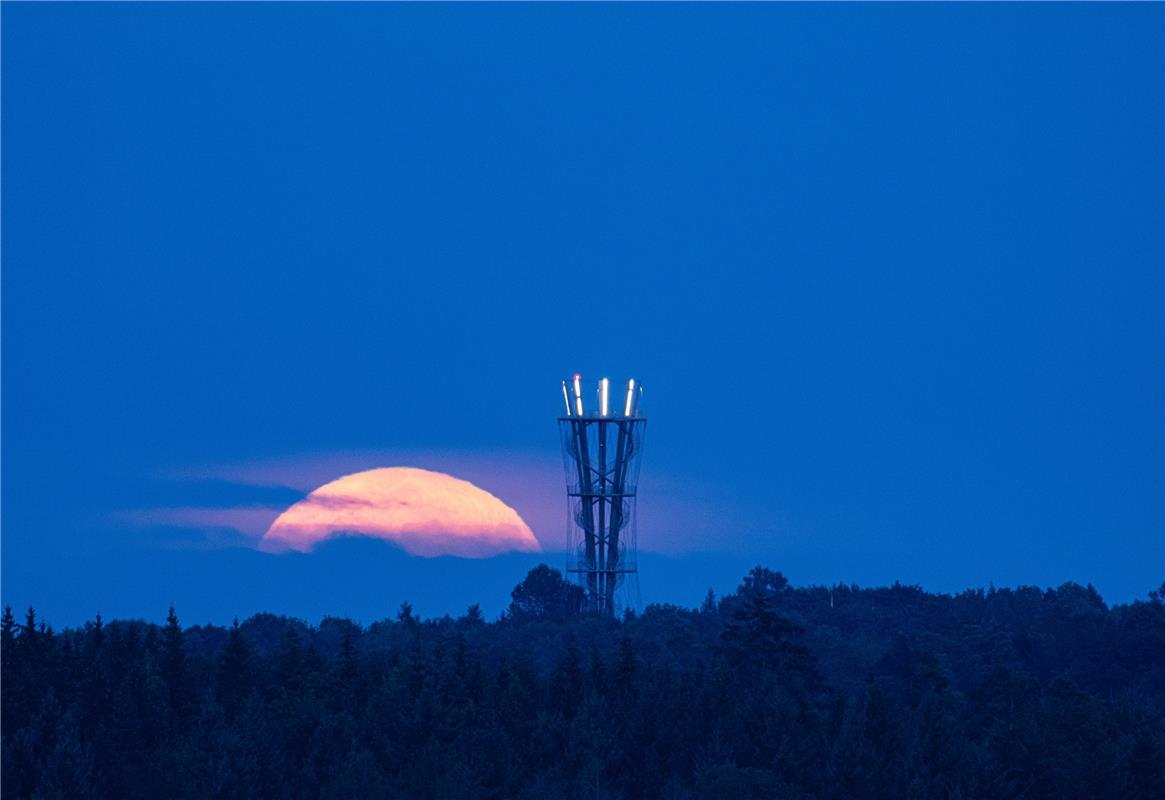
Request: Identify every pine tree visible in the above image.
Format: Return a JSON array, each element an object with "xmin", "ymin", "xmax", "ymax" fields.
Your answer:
[
  {"xmin": 21, "ymin": 607, "xmax": 38, "ymax": 647},
  {"xmin": 217, "ymin": 618, "xmax": 252, "ymax": 720},
  {"xmin": 720, "ymin": 588, "xmax": 811, "ymax": 677},
  {"xmin": 1, "ymin": 605, "xmax": 15, "ymax": 677},
  {"xmin": 1, "ymin": 606, "xmax": 17, "ymax": 738},
  {"xmin": 78, "ymin": 613, "xmax": 111, "ymax": 739},
  {"xmin": 12, "ymin": 607, "xmax": 47, "ymax": 730},
  {"xmin": 161, "ymin": 605, "xmax": 192, "ymax": 720}
]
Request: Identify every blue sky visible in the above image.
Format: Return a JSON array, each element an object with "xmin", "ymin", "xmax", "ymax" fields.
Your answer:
[{"xmin": 3, "ymin": 4, "xmax": 1162, "ymax": 624}]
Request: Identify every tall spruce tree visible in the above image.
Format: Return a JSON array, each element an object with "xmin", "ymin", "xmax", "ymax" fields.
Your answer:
[{"xmin": 216, "ymin": 618, "xmax": 252, "ymax": 720}]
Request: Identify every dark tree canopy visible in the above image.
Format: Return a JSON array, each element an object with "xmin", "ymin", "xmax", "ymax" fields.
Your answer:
[
  {"xmin": 508, "ymin": 563, "xmax": 585, "ymax": 621},
  {"xmin": 2, "ymin": 565, "xmax": 1163, "ymax": 799}
]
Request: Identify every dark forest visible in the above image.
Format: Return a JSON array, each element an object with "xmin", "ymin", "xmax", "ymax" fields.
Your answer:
[{"xmin": 3, "ymin": 566, "xmax": 1164, "ymax": 800}]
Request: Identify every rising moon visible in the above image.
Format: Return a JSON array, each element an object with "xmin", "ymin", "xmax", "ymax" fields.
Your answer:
[{"xmin": 261, "ymin": 467, "xmax": 540, "ymax": 557}]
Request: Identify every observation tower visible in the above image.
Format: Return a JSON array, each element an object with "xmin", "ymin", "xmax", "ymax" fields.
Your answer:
[{"xmin": 558, "ymin": 375, "xmax": 646, "ymax": 615}]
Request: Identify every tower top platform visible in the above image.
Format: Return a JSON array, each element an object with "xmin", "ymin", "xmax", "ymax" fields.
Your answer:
[{"xmin": 560, "ymin": 374, "xmax": 644, "ymax": 420}]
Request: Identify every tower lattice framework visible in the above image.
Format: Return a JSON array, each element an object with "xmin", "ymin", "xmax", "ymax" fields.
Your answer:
[{"xmin": 559, "ymin": 375, "xmax": 646, "ymax": 615}]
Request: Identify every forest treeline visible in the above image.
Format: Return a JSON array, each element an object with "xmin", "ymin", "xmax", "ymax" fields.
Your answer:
[{"xmin": 3, "ymin": 566, "xmax": 1164, "ymax": 799}]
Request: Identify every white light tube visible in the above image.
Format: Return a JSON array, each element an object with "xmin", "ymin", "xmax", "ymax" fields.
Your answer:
[
  {"xmin": 573, "ymin": 373, "xmax": 584, "ymax": 417},
  {"xmin": 600, "ymin": 378, "xmax": 609, "ymax": 417},
  {"xmin": 562, "ymin": 381, "xmax": 572, "ymax": 416},
  {"xmin": 624, "ymin": 378, "xmax": 636, "ymax": 417}
]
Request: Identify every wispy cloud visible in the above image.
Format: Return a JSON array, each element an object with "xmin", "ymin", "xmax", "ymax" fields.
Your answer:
[
  {"xmin": 126, "ymin": 448, "xmax": 746, "ymax": 555},
  {"xmin": 117, "ymin": 505, "xmax": 285, "ymax": 540}
]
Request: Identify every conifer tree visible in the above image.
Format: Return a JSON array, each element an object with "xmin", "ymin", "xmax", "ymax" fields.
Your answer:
[
  {"xmin": 216, "ymin": 618, "xmax": 251, "ymax": 719},
  {"xmin": 1, "ymin": 605, "xmax": 15, "ymax": 673},
  {"xmin": 161, "ymin": 605, "xmax": 193, "ymax": 719},
  {"xmin": 22, "ymin": 607, "xmax": 38, "ymax": 646}
]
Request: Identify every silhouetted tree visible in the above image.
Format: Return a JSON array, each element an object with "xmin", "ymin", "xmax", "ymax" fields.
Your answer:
[
  {"xmin": 161, "ymin": 605, "xmax": 192, "ymax": 718},
  {"xmin": 508, "ymin": 564, "xmax": 584, "ymax": 621},
  {"xmin": 216, "ymin": 618, "xmax": 251, "ymax": 719},
  {"xmin": 0, "ymin": 605, "xmax": 15, "ymax": 721},
  {"xmin": 460, "ymin": 603, "xmax": 485, "ymax": 626}
]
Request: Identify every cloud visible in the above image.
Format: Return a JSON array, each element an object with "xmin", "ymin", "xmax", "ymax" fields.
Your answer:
[
  {"xmin": 169, "ymin": 449, "xmax": 565, "ymax": 549},
  {"xmin": 130, "ymin": 448, "xmax": 743, "ymax": 556},
  {"xmin": 118, "ymin": 506, "xmax": 284, "ymax": 540}
]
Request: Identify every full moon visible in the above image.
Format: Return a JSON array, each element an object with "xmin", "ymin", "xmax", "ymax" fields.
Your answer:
[{"xmin": 261, "ymin": 467, "xmax": 541, "ymax": 557}]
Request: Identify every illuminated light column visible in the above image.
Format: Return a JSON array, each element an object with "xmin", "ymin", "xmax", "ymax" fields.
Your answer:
[{"xmin": 558, "ymin": 376, "xmax": 646, "ymax": 615}]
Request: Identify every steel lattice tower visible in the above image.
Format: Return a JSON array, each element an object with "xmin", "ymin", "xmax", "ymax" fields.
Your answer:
[{"xmin": 559, "ymin": 375, "xmax": 646, "ymax": 615}]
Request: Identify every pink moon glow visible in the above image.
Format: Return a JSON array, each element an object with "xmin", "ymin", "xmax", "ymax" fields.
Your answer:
[{"xmin": 261, "ymin": 467, "xmax": 541, "ymax": 557}]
